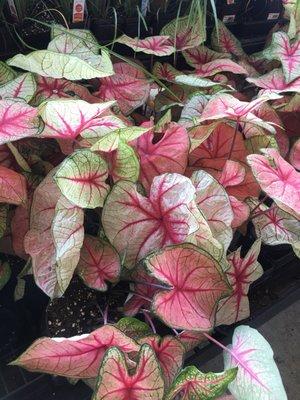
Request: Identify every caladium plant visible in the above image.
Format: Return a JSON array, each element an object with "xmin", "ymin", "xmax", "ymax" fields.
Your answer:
[{"xmin": 1, "ymin": 17, "xmax": 293, "ymax": 400}]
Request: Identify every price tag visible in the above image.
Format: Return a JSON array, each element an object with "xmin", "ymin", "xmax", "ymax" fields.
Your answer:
[
  {"xmin": 7, "ymin": 0, "xmax": 18, "ymax": 22},
  {"xmin": 72, "ymin": 0, "xmax": 86, "ymax": 23},
  {"xmin": 267, "ymin": 13, "xmax": 280, "ymax": 20},
  {"xmin": 227, "ymin": 0, "xmax": 235, "ymax": 4},
  {"xmin": 223, "ymin": 15, "xmax": 236, "ymax": 23}
]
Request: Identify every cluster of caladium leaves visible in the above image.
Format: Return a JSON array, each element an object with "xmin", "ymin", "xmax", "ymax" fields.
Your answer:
[{"xmin": 0, "ymin": 17, "xmax": 295, "ymax": 399}]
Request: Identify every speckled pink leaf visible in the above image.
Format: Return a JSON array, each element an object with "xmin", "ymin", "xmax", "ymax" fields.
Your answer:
[
  {"xmin": 0, "ymin": 165, "xmax": 27, "ymax": 205},
  {"xmin": 134, "ymin": 122, "xmax": 189, "ymax": 192},
  {"xmin": 219, "ymin": 160, "xmax": 245, "ymax": 187},
  {"xmin": 94, "ymin": 344, "xmax": 164, "ymax": 400},
  {"xmin": 139, "ymin": 335, "xmax": 184, "ymax": 387},
  {"xmin": 247, "ymin": 148, "xmax": 300, "ymax": 218},
  {"xmin": 0, "ymin": 99, "xmax": 40, "ymax": 145},
  {"xmin": 95, "ymin": 63, "xmax": 150, "ymax": 115},
  {"xmin": 264, "ymin": 32, "xmax": 300, "ymax": 83},
  {"xmin": 102, "ymin": 173, "xmax": 199, "ymax": 268},
  {"xmin": 152, "ymin": 62, "xmax": 181, "ymax": 82},
  {"xmin": 116, "ymin": 35, "xmax": 175, "ymax": 55},
  {"xmin": 11, "ymin": 325, "xmax": 140, "ymax": 379},
  {"xmin": 247, "ymin": 69, "xmax": 300, "ymax": 94},
  {"xmin": 77, "ymin": 235, "xmax": 121, "ymax": 291},
  {"xmin": 177, "ymin": 330, "xmax": 207, "ymax": 352},
  {"xmin": 145, "ymin": 244, "xmax": 230, "ymax": 331},
  {"xmin": 211, "ymin": 21, "xmax": 246, "ymax": 58},
  {"xmin": 194, "ymin": 59, "xmax": 248, "ymax": 78},
  {"xmin": 216, "ymin": 240, "xmax": 263, "ymax": 326},
  {"xmin": 183, "ymin": 45, "xmax": 229, "ymax": 67},
  {"xmin": 290, "ymin": 138, "xmax": 300, "ymax": 169}
]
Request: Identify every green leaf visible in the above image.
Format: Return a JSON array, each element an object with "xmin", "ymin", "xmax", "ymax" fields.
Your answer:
[
  {"xmin": 245, "ymin": 135, "xmax": 279, "ymax": 154},
  {"xmin": 0, "ymin": 61, "xmax": 16, "ymax": 85},
  {"xmin": 7, "ymin": 50, "xmax": 114, "ymax": 81},
  {"xmin": 110, "ymin": 141, "xmax": 140, "ymax": 182},
  {"xmin": 0, "ymin": 262, "xmax": 11, "ymax": 290},
  {"xmin": 91, "ymin": 127, "xmax": 149, "ymax": 152},
  {"xmin": 115, "ymin": 317, "xmax": 151, "ymax": 339},
  {"xmin": 165, "ymin": 366, "xmax": 237, "ymax": 400},
  {"xmin": 54, "ymin": 149, "xmax": 110, "ymax": 209},
  {"xmin": 175, "ymin": 74, "xmax": 225, "ymax": 88},
  {"xmin": 0, "ymin": 73, "xmax": 36, "ymax": 103}
]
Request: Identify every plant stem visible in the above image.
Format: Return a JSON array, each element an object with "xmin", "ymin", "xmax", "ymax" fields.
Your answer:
[
  {"xmin": 143, "ymin": 310, "xmax": 156, "ymax": 333},
  {"xmin": 131, "ymin": 280, "xmax": 170, "ymax": 291},
  {"xmin": 228, "ymin": 120, "xmax": 239, "ymax": 160},
  {"xmin": 203, "ymin": 332, "xmax": 229, "ymax": 352},
  {"xmin": 250, "ymin": 194, "xmax": 268, "ymax": 216}
]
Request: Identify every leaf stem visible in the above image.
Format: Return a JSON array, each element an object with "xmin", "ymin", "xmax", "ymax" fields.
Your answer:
[
  {"xmin": 131, "ymin": 280, "xmax": 171, "ymax": 291},
  {"xmin": 249, "ymin": 194, "xmax": 269, "ymax": 216},
  {"xmin": 143, "ymin": 310, "xmax": 156, "ymax": 333}
]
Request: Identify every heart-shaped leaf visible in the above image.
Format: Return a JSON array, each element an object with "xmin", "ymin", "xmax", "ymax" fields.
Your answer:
[
  {"xmin": 224, "ymin": 325, "xmax": 287, "ymax": 400},
  {"xmin": 152, "ymin": 62, "xmax": 181, "ymax": 82},
  {"xmin": 160, "ymin": 15, "xmax": 205, "ymax": 51},
  {"xmin": 248, "ymin": 198, "xmax": 300, "ymax": 251},
  {"xmin": 194, "ymin": 59, "xmax": 248, "ymax": 78},
  {"xmin": 54, "ymin": 149, "xmax": 109, "ymax": 209},
  {"xmin": 179, "ymin": 93, "xmax": 210, "ymax": 127},
  {"xmin": 102, "ymin": 173, "xmax": 199, "ymax": 268},
  {"xmin": 24, "ymin": 171, "xmax": 62, "ymax": 298},
  {"xmin": 264, "ymin": 32, "xmax": 300, "ymax": 83},
  {"xmin": 165, "ymin": 365, "xmax": 237, "ymax": 400},
  {"xmin": 116, "ymin": 35, "xmax": 175, "ymax": 55},
  {"xmin": 11, "ymin": 325, "xmax": 140, "ymax": 379},
  {"xmin": 139, "ymin": 335, "xmax": 184, "ymax": 387},
  {"xmin": 77, "ymin": 235, "xmax": 121, "ymax": 291},
  {"xmin": 105, "ymin": 141, "xmax": 140, "ymax": 182},
  {"xmin": 33, "ymin": 76, "xmax": 101, "ymax": 105},
  {"xmin": 39, "ymin": 99, "xmax": 115, "ymax": 139},
  {"xmin": 0, "ymin": 73, "xmax": 36, "ymax": 102},
  {"xmin": 0, "ymin": 99, "xmax": 40, "ymax": 145},
  {"xmin": 191, "ymin": 170, "xmax": 233, "ymax": 250},
  {"xmin": 177, "ymin": 330, "xmax": 207, "ymax": 352},
  {"xmin": 229, "ymin": 196, "xmax": 250, "ymax": 228},
  {"xmin": 95, "ymin": 62, "xmax": 150, "ymax": 115},
  {"xmin": 247, "ymin": 148, "xmax": 300, "ymax": 218},
  {"xmin": 94, "ymin": 344, "xmax": 164, "ymax": 400},
  {"xmin": 145, "ymin": 243, "xmax": 230, "ymax": 331},
  {"xmin": 219, "ymin": 160, "xmax": 246, "ymax": 187},
  {"xmin": 183, "ymin": 45, "xmax": 229, "ymax": 68},
  {"xmin": 175, "ymin": 74, "xmax": 223, "ymax": 88},
  {"xmin": 0, "ymin": 165, "xmax": 27, "ymax": 205},
  {"xmin": 8, "ymin": 49, "xmax": 113, "ymax": 80},
  {"xmin": 211, "ymin": 21, "xmax": 246, "ymax": 58},
  {"xmin": 52, "ymin": 196, "xmax": 84, "ymax": 293},
  {"xmin": 216, "ymin": 240, "xmax": 263, "ymax": 326},
  {"xmin": 247, "ymin": 68, "xmax": 300, "ymax": 94},
  {"xmin": 133, "ymin": 122, "xmax": 189, "ymax": 192}
]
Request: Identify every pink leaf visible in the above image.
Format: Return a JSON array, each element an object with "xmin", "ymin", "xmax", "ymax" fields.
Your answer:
[
  {"xmin": 102, "ymin": 173, "xmax": 199, "ymax": 268},
  {"xmin": 133, "ymin": 122, "xmax": 189, "ymax": 192},
  {"xmin": 139, "ymin": 335, "xmax": 184, "ymax": 387},
  {"xmin": 0, "ymin": 99, "xmax": 40, "ymax": 145},
  {"xmin": 145, "ymin": 244, "xmax": 230, "ymax": 331},
  {"xmin": 177, "ymin": 330, "xmax": 207, "ymax": 352},
  {"xmin": 290, "ymin": 138, "xmax": 300, "ymax": 170},
  {"xmin": 152, "ymin": 62, "xmax": 181, "ymax": 82},
  {"xmin": 116, "ymin": 35, "xmax": 175, "ymax": 56},
  {"xmin": 219, "ymin": 160, "xmax": 246, "ymax": 187},
  {"xmin": 34, "ymin": 76, "xmax": 101, "ymax": 105},
  {"xmin": 39, "ymin": 99, "xmax": 115, "ymax": 140},
  {"xmin": 24, "ymin": 171, "xmax": 62, "ymax": 297},
  {"xmin": 216, "ymin": 240, "xmax": 263, "ymax": 326},
  {"xmin": 94, "ymin": 344, "xmax": 164, "ymax": 400},
  {"xmin": 11, "ymin": 325, "xmax": 140, "ymax": 379},
  {"xmin": 124, "ymin": 267, "xmax": 159, "ymax": 316},
  {"xmin": 247, "ymin": 148, "xmax": 300, "ymax": 218},
  {"xmin": 183, "ymin": 45, "xmax": 230, "ymax": 67},
  {"xmin": 247, "ymin": 68, "xmax": 300, "ymax": 94},
  {"xmin": 77, "ymin": 235, "xmax": 121, "ymax": 291},
  {"xmin": 265, "ymin": 32, "xmax": 300, "ymax": 83},
  {"xmin": 211, "ymin": 21, "xmax": 246, "ymax": 58},
  {"xmin": 229, "ymin": 196, "xmax": 250, "ymax": 228},
  {"xmin": 0, "ymin": 166, "xmax": 27, "ymax": 205},
  {"xmin": 194, "ymin": 59, "xmax": 248, "ymax": 78},
  {"xmin": 95, "ymin": 63, "xmax": 150, "ymax": 115}
]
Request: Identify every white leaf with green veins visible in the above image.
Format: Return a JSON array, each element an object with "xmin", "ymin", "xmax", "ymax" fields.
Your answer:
[{"xmin": 0, "ymin": 73, "xmax": 36, "ymax": 102}]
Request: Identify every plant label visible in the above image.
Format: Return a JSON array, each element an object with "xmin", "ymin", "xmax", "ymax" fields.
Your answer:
[
  {"xmin": 7, "ymin": 0, "xmax": 18, "ymax": 22},
  {"xmin": 72, "ymin": 0, "xmax": 86, "ymax": 23},
  {"xmin": 267, "ymin": 13, "xmax": 280, "ymax": 20},
  {"xmin": 223, "ymin": 15, "xmax": 236, "ymax": 23}
]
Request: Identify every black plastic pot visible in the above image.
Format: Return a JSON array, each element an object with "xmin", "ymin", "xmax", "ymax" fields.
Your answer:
[
  {"xmin": 243, "ymin": 0, "xmax": 283, "ymax": 23},
  {"xmin": 90, "ymin": 18, "xmax": 122, "ymax": 44},
  {"xmin": 215, "ymin": 0, "xmax": 244, "ymax": 24}
]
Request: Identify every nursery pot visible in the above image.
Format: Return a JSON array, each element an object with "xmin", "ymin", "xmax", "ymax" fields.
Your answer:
[{"xmin": 90, "ymin": 18, "xmax": 123, "ymax": 45}]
